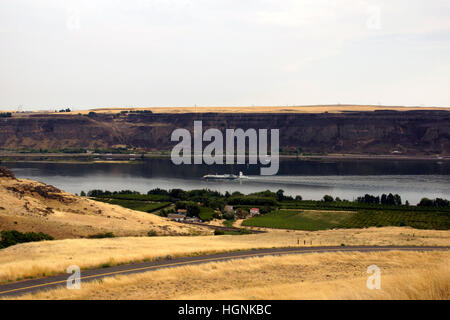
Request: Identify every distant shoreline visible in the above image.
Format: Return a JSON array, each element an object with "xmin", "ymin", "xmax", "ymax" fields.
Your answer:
[{"xmin": 0, "ymin": 152, "xmax": 448, "ymax": 164}]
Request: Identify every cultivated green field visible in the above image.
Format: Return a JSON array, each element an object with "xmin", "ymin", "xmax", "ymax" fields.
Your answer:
[
  {"xmin": 242, "ymin": 210, "xmax": 354, "ymax": 231},
  {"xmin": 199, "ymin": 207, "xmax": 215, "ymax": 221},
  {"xmin": 243, "ymin": 209, "xmax": 450, "ymax": 231},
  {"xmin": 339, "ymin": 210, "xmax": 450, "ymax": 230},
  {"xmin": 87, "ymin": 188, "xmax": 450, "ymax": 231},
  {"xmin": 94, "ymin": 198, "xmax": 171, "ymax": 213}
]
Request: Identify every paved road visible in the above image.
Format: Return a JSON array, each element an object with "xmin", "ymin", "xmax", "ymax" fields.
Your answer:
[{"xmin": 0, "ymin": 245, "xmax": 448, "ymax": 298}]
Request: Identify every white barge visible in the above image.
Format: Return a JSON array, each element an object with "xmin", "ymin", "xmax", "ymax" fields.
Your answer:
[{"xmin": 202, "ymin": 171, "xmax": 248, "ymax": 180}]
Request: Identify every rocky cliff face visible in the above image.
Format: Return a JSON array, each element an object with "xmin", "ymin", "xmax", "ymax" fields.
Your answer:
[{"xmin": 0, "ymin": 110, "xmax": 449, "ymax": 155}]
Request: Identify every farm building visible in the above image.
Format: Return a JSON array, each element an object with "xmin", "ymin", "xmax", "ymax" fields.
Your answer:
[{"xmin": 167, "ymin": 213, "xmax": 186, "ymax": 222}]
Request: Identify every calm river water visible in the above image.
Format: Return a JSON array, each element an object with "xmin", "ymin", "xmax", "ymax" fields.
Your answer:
[{"xmin": 4, "ymin": 159, "xmax": 450, "ymax": 204}]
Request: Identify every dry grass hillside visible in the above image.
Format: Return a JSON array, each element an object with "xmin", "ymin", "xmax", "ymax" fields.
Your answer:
[
  {"xmin": 11, "ymin": 250, "xmax": 450, "ymax": 300},
  {"xmin": 0, "ymin": 226, "xmax": 448, "ymax": 283},
  {"xmin": 0, "ymin": 167, "xmax": 207, "ymax": 239}
]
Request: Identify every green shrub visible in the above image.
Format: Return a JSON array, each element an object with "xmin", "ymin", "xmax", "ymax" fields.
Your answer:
[
  {"xmin": 215, "ymin": 228, "xmax": 251, "ymax": 235},
  {"xmin": 418, "ymin": 197, "xmax": 450, "ymax": 208},
  {"xmin": 223, "ymin": 212, "xmax": 235, "ymax": 220},
  {"xmin": 223, "ymin": 219, "xmax": 234, "ymax": 227},
  {"xmin": 227, "ymin": 196, "xmax": 278, "ymax": 206},
  {"xmin": 237, "ymin": 228, "xmax": 252, "ymax": 235},
  {"xmin": 0, "ymin": 230, "xmax": 54, "ymax": 249},
  {"xmin": 87, "ymin": 232, "xmax": 115, "ymax": 239},
  {"xmin": 147, "ymin": 230, "xmax": 157, "ymax": 237},
  {"xmin": 199, "ymin": 207, "xmax": 215, "ymax": 221},
  {"xmin": 159, "ymin": 209, "xmax": 168, "ymax": 217},
  {"xmin": 176, "ymin": 201, "xmax": 200, "ymax": 217},
  {"xmin": 147, "ymin": 188, "xmax": 169, "ymax": 196}
]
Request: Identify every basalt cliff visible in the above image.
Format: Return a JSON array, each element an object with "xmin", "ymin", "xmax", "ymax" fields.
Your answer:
[{"xmin": 0, "ymin": 109, "xmax": 449, "ymax": 155}]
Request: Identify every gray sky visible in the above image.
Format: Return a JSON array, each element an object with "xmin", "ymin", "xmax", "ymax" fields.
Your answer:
[{"xmin": 1, "ymin": 0, "xmax": 449, "ymax": 110}]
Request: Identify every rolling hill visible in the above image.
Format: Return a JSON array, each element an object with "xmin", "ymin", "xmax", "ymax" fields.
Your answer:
[{"xmin": 0, "ymin": 167, "xmax": 207, "ymax": 239}]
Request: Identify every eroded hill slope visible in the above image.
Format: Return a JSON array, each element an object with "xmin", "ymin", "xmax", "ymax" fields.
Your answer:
[{"xmin": 0, "ymin": 167, "xmax": 207, "ymax": 239}]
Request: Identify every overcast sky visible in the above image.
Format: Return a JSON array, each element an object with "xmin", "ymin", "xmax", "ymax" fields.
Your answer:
[{"xmin": 1, "ymin": 0, "xmax": 449, "ymax": 110}]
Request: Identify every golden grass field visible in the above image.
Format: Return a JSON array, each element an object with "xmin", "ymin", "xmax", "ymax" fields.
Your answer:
[
  {"xmin": 0, "ymin": 227, "xmax": 449, "ymax": 284},
  {"xmin": 10, "ymin": 250, "xmax": 449, "ymax": 300},
  {"xmin": 1, "ymin": 172, "xmax": 449, "ymax": 299}
]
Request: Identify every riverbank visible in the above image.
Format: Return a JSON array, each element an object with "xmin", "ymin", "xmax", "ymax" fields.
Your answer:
[{"xmin": 0, "ymin": 151, "xmax": 448, "ymax": 164}]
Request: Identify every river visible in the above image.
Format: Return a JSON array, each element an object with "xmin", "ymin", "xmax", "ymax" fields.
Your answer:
[{"xmin": 4, "ymin": 159, "xmax": 450, "ymax": 204}]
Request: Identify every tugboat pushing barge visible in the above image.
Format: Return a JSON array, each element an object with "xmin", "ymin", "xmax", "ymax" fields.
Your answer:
[{"xmin": 202, "ymin": 172, "xmax": 248, "ymax": 180}]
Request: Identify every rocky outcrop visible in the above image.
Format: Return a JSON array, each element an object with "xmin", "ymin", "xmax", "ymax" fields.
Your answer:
[
  {"xmin": 0, "ymin": 110, "xmax": 449, "ymax": 155},
  {"xmin": 0, "ymin": 167, "xmax": 16, "ymax": 179},
  {"xmin": 6, "ymin": 183, "xmax": 71, "ymax": 203}
]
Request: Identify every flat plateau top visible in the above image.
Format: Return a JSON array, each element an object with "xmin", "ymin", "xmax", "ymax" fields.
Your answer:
[
  {"xmin": 85, "ymin": 105, "xmax": 450, "ymax": 114},
  {"xmin": 2, "ymin": 105, "xmax": 450, "ymax": 114}
]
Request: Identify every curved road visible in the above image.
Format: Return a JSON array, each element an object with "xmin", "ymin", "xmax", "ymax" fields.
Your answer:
[{"xmin": 0, "ymin": 245, "xmax": 448, "ymax": 298}]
